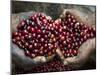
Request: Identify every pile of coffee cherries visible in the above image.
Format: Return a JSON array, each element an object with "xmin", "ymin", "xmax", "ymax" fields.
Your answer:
[
  {"xmin": 32, "ymin": 58, "xmax": 71, "ymax": 73},
  {"xmin": 12, "ymin": 13, "xmax": 57, "ymax": 58},
  {"xmin": 56, "ymin": 12, "xmax": 96, "ymax": 57},
  {"xmin": 12, "ymin": 12, "xmax": 95, "ymax": 72}
]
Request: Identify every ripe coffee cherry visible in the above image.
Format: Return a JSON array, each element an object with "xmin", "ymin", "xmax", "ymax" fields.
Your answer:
[
  {"xmin": 17, "ymin": 20, "xmax": 26, "ymax": 30},
  {"xmin": 25, "ymin": 50, "xmax": 30, "ymax": 56},
  {"xmin": 21, "ymin": 30, "xmax": 28, "ymax": 35},
  {"xmin": 15, "ymin": 36, "xmax": 20, "ymax": 41},
  {"xmin": 12, "ymin": 32, "xmax": 18, "ymax": 37},
  {"xmin": 72, "ymin": 19, "xmax": 76, "ymax": 23},
  {"xmin": 67, "ymin": 44, "xmax": 71, "ymax": 49},
  {"xmin": 37, "ymin": 34, "xmax": 41, "ymax": 38},
  {"xmin": 67, "ymin": 14, "xmax": 71, "ymax": 18},
  {"xmin": 67, "ymin": 18, "xmax": 71, "ymax": 23},
  {"xmin": 28, "ymin": 44, "xmax": 33, "ymax": 49},
  {"xmin": 61, "ymin": 36, "xmax": 65, "ymax": 41},
  {"xmin": 29, "ymin": 27, "xmax": 35, "ymax": 33},
  {"xmin": 37, "ymin": 29, "xmax": 41, "ymax": 33}
]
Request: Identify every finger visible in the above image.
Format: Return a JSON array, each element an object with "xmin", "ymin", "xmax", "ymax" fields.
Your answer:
[
  {"xmin": 33, "ymin": 55, "xmax": 55, "ymax": 63},
  {"xmin": 46, "ymin": 55, "xmax": 55, "ymax": 62},
  {"xmin": 33, "ymin": 56, "xmax": 47, "ymax": 63},
  {"xmin": 63, "ymin": 57, "xmax": 78, "ymax": 65},
  {"xmin": 56, "ymin": 48, "xmax": 64, "ymax": 60},
  {"xmin": 63, "ymin": 57, "xmax": 82, "ymax": 69},
  {"xmin": 45, "ymin": 15, "xmax": 52, "ymax": 20}
]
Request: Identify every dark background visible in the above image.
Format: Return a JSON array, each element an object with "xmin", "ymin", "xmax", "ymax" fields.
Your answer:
[{"xmin": 12, "ymin": 1, "xmax": 95, "ymax": 20}]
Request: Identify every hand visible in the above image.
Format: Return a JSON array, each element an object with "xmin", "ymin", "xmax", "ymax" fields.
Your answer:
[
  {"xmin": 56, "ymin": 9, "xmax": 96, "ymax": 69},
  {"xmin": 63, "ymin": 38, "xmax": 96, "ymax": 69},
  {"xmin": 11, "ymin": 12, "xmax": 55, "ymax": 71}
]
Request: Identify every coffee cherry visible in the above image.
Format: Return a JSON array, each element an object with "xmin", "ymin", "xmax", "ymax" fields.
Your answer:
[
  {"xmin": 12, "ymin": 38, "xmax": 16, "ymax": 43},
  {"xmin": 12, "ymin": 32, "xmax": 18, "ymax": 37},
  {"xmin": 61, "ymin": 36, "xmax": 65, "ymax": 41}
]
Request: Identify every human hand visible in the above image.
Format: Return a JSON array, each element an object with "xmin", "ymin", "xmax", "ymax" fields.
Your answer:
[
  {"xmin": 63, "ymin": 38, "xmax": 96, "ymax": 69},
  {"xmin": 11, "ymin": 12, "xmax": 55, "ymax": 71},
  {"xmin": 56, "ymin": 9, "xmax": 96, "ymax": 69}
]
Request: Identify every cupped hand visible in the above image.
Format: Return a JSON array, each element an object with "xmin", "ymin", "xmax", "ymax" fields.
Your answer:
[
  {"xmin": 63, "ymin": 38, "xmax": 96, "ymax": 69},
  {"xmin": 56, "ymin": 9, "xmax": 96, "ymax": 69},
  {"xmin": 11, "ymin": 12, "xmax": 55, "ymax": 71}
]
